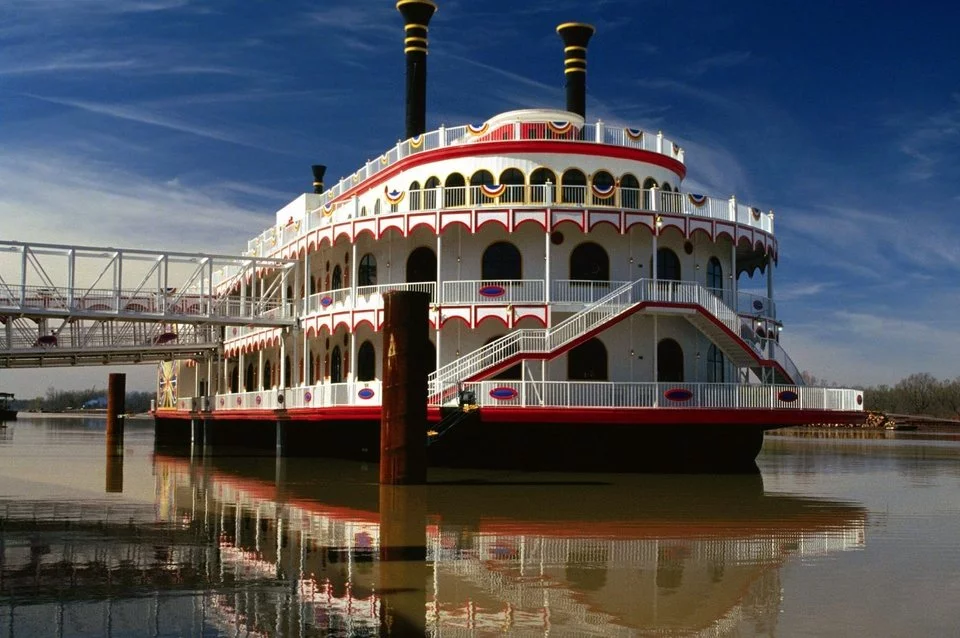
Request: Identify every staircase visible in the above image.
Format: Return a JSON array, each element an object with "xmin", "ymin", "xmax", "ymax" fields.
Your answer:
[{"xmin": 427, "ymin": 278, "xmax": 804, "ymax": 402}]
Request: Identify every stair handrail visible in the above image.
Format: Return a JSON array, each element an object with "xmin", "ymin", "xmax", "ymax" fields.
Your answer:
[{"xmin": 428, "ymin": 279, "xmax": 639, "ymax": 393}]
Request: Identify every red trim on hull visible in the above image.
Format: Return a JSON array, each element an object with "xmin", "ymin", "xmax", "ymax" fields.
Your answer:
[
  {"xmin": 331, "ymin": 140, "xmax": 686, "ymax": 204},
  {"xmin": 156, "ymin": 405, "xmax": 862, "ymax": 427}
]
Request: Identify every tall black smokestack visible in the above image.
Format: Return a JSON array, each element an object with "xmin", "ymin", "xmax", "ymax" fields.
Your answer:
[
  {"xmin": 311, "ymin": 164, "xmax": 327, "ymax": 194},
  {"xmin": 397, "ymin": 0, "xmax": 437, "ymax": 140},
  {"xmin": 556, "ymin": 22, "xmax": 595, "ymax": 120}
]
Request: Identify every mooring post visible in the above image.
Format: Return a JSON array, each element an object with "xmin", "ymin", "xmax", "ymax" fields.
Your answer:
[
  {"xmin": 106, "ymin": 373, "xmax": 125, "ymax": 455},
  {"xmin": 380, "ymin": 290, "xmax": 430, "ymax": 485}
]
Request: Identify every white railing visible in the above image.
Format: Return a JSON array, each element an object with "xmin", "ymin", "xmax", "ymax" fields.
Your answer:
[
  {"xmin": 306, "ymin": 286, "xmax": 351, "ymax": 314},
  {"xmin": 282, "ymin": 381, "xmax": 382, "ymax": 409},
  {"xmin": 737, "ymin": 291, "xmax": 777, "ymax": 319},
  {"xmin": 205, "ymin": 380, "xmax": 857, "ymax": 413},
  {"xmin": 240, "ymin": 185, "xmax": 774, "ymax": 264},
  {"xmin": 216, "ymin": 389, "xmax": 281, "ymax": 411},
  {"xmin": 452, "ymin": 381, "xmax": 862, "ymax": 412},
  {"xmin": 552, "ymin": 280, "xmax": 630, "ymax": 304},
  {"xmin": 441, "ymin": 280, "xmax": 544, "ymax": 305}
]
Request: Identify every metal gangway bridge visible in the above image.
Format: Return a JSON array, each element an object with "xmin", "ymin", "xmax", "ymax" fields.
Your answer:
[{"xmin": 0, "ymin": 240, "xmax": 297, "ymax": 368}]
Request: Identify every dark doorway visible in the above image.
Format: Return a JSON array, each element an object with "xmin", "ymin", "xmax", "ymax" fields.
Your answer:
[
  {"xmin": 482, "ymin": 242, "xmax": 522, "ymax": 280},
  {"xmin": 357, "ymin": 341, "xmax": 376, "ymax": 381},
  {"xmin": 406, "ymin": 247, "xmax": 437, "ymax": 283},
  {"xmin": 658, "ymin": 338, "xmax": 684, "ymax": 382},
  {"xmin": 330, "ymin": 346, "xmax": 343, "ymax": 383},
  {"xmin": 568, "ymin": 338, "xmax": 608, "ymax": 380},
  {"xmin": 570, "ymin": 242, "xmax": 610, "ymax": 281},
  {"xmin": 656, "ymin": 248, "xmax": 681, "ymax": 281}
]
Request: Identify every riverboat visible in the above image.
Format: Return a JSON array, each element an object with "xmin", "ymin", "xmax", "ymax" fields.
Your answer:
[
  {"xmin": 153, "ymin": 1, "xmax": 865, "ymax": 470},
  {"xmin": 0, "ymin": 392, "xmax": 16, "ymax": 421}
]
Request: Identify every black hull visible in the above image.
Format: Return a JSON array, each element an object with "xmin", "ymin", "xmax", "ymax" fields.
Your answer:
[
  {"xmin": 0, "ymin": 409, "xmax": 16, "ymax": 421},
  {"xmin": 155, "ymin": 416, "xmax": 764, "ymax": 474}
]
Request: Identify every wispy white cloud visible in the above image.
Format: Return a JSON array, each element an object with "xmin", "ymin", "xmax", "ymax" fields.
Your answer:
[
  {"xmin": 687, "ymin": 51, "xmax": 752, "ymax": 77},
  {"xmin": 892, "ymin": 92, "xmax": 960, "ymax": 182},
  {"xmin": 0, "ymin": 149, "xmax": 271, "ymax": 254},
  {"xmin": 20, "ymin": 93, "xmax": 296, "ymax": 155}
]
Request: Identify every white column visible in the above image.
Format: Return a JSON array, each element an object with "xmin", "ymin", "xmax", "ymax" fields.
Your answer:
[
  {"xmin": 731, "ymin": 241, "xmax": 738, "ymax": 309},
  {"xmin": 653, "ymin": 315, "xmax": 659, "ymax": 403},
  {"xmin": 280, "ymin": 336, "xmax": 287, "ymax": 388},
  {"xmin": 239, "ymin": 352, "xmax": 246, "ymax": 391},
  {"xmin": 544, "ymin": 229, "xmax": 551, "ymax": 307},
  {"xmin": 258, "ymin": 350, "xmax": 265, "ymax": 391}
]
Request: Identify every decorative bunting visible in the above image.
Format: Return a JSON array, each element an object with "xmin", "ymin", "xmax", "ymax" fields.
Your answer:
[
  {"xmin": 591, "ymin": 183, "xmax": 615, "ymax": 199},
  {"xmin": 624, "ymin": 127, "xmax": 644, "ymax": 142},
  {"xmin": 688, "ymin": 193, "xmax": 708, "ymax": 208},
  {"xmin": 547, "ymin": 121, "xmax": 574, "ymax": 136},
  {"xmin": 379, "ymin": 154, "xmax": 389, "ymax": 165},
  {"xmin": 352, "ymin": 173, "xmax": 360, "ymax": 184},
  {"xmin": 467, "ymin": 123, "xmax": 490, "ymax": 136},
  {"xmin": 322, "ymin": 202, "xmax": 334, "ymax": 217},
  {"xmin": 751, "ymin": 207, "xmax": 762, "ymax": 220},
  {"xmin": 384, "ymin": 186, "xmax": 405, "ymax": 206},
  {"xmin": 479, "ymin": 183, "xmax": 506, "ymax": 198},
  {"xmin": 672, "ymin": 142, "xmax": 682, "ymax": 155},
  {"xmin": 409, "ymin": 134, "xmax": 424, "ymax": 149}
]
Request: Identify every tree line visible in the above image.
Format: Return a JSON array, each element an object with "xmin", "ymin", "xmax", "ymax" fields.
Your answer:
[
  {"xmin": 15, "ymin": 387, "xmax": 155, "ymax": 414},
  {"xmin": 805, "ymin": 372, "xmax": 960, "ymax": 419}
]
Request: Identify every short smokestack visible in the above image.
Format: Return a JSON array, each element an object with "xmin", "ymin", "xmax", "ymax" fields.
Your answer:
[
  {"xmin": 311, "ymin": 164, "xmax": 326, "ymax": 194},
  {"xmin": 556, "ymin": 22, "xmax": 595, "ymax": 120},
  {"xmin": 396, "ymin": 0, "xmax": 438, "ymax": 140}
]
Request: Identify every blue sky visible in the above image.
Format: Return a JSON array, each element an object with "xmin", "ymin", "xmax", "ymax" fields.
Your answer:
[{"xmin": 1, "ymin": 0, "xmax": 959, "ymax": 395}]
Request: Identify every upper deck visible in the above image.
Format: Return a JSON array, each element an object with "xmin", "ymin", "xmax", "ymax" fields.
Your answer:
[{"xmin": 312, "ymin": 108, "xmax": 684, "ymax": 211}]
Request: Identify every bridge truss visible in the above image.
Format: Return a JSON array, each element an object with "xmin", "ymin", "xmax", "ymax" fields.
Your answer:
[{"xmin": 0, "ymin": 240, "xmax": 297, "ymax": 368}]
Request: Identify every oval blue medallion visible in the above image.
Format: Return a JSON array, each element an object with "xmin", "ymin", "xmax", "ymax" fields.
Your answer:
[
  {"xmin": 489, "ymin": 387, "xmax": 518, "ymax": 400},
  {"xmin": 320, "ymin": 296, "xmax": 333, "ymax": 307},
  {"xmin": 664, "ymin": 388, "xmax": 693, "ymax": 402},
  {"xmin": 304, "ymin": 391, "xmax": 312, "ymax": 403},
  {"xmin": 752, "ymin": 299, "xmax": 764, "ymax": 311},
  {"xmin": 479, "ymin": 285, "xmax": 506, "ymax": 298},
  {"xmin": 358, "ymin": 388, "xmax": 375, "ymax": 400},
  {"xmin": 778, "ymin": 390, "xmax": 799, "ymax": 403}
]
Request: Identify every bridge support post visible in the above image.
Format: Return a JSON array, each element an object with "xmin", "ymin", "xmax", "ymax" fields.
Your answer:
[
  {"xmin": 380, "ymin": 291, "xmax": 430, "ymax": 485},
  {"xmin": 106, "ymin": 373, "xmax": 125, "ymax": 455}
]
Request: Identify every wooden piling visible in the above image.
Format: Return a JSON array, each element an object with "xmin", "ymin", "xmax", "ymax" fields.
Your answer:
[
  {"xmin": 106, "ymin": 372, "xmax": 125, "ymax": 455},
  {"xmin": 380, "ymin": 291, "xmax": 430, "ymax": 485},
  {"xmin": 378, "ymin": 485, "xmax": 427, "ymax": 635}
]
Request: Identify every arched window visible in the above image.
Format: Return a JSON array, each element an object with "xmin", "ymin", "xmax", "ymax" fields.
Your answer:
[
  {"xmin": 230, "ymin": 366, "xmax": 239, "ymax": 393},
  {"xmin": 530, "ymin": 168, "xmax": 557, "ymax": 203},
  {"xmin": 373, "ymin": 199, "xmax": 382, "ymax": 215},
  {"xmin": 707, "ymin": 257, "xmax": 723, "ymax": 293},
  {"xmin": 359, "ymin": 253, "xmax": 377, "ymax": 287},
  {"xmin": 500, "ymin": 168, "xmax": 525, "ymax": 203},
  {"xmin": 424, "ymin": 176, "xmax": 440, "ymax": 209},
  {"xmin": 592, "ymin": 170, "xmax": 616, "ymax": 204},
  {"xmin": 309, "ymin": 276, "xmax": 316, "ymax": 295},
  {"xmin": 658, "ymin": 338, "xmax": 683, "ymax": 382},
  {"xmin": 357, "ymin": 341, "xmax": 376, "ymax": 381},
  {"xmin": 482, "ymin": 241, "xmax": 522, "ymax": 281},
  {"xmin": 444, "ymin": 173, "xmax": 466, "ymax": 207},
  {"xmin": 486, "ymin": 335, "xmax": 521, "ymax": 380},
  {"xmin": 406, "ymin": 246, "xmax": 436, "ymax": 283},
  {"xmin": 470, "ymin": 169, "xmax": 495, "ymax": 205},
  {"xmin": 621, "ymin": 173, "xmax": 640, "ymax": 209},
  {"xmin": 409, "ymin": 180, "xmax": 421, "ymax": 211},
  {"xmin": 245, "ymin": 362, "xmax": 255, "ymax": 392},
  {"xmin": 561, "ymin": 168, "xmax": 587, "ymax": 204},
  {"xmin": 331, "ymin": 264, "xmax": 343, "ymax": 290},
  {"xmin": 283, "ymin": 355, "xmax": 290, "ymax": 386},
  {"xmin": 642, "ymin": 177, "xmax": 658, "ymax": 210},
  {"xmin": 656, "ymin": 248, "xmax": 681, "ymax": 281},
  {"xmin": 263, "ymin": 360, "xmax": 272, "ymax": 389},
  {"xmin": 568, "ymin": 338, "xmax": 608, "ymax": 380},
  {"xmin": 330, "ymin": 346, "xmax": 343, "ymax": 383},
  {"xmin": 707, "ymin": 344, "xmax": 725, "ymax": 383},
  {"xmin": 570, "ymin": 242, "xmax": 610, "ymax": 281}
]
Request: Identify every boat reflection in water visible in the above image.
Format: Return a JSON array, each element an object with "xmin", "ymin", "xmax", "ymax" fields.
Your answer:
[
  {"xmin": 0, "ymin": 447, "xmax": 866, "ymax": 636},
  {"xmin": 150, "ymin": 454, "xmax": 864, "ymax": 636}
]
